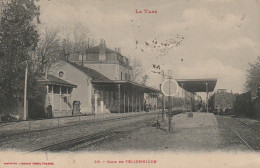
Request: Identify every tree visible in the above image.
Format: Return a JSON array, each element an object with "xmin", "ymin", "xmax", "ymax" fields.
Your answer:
[
  {"xmin": 33, "ymin": 24, "xmax": 94, "ymax": 74},
  {"xmin": 33, "ymin": 27, "xmax": 62, "ymax": 73},
  {"xmin": 60, "ymin": 23, "xmax": 94, "ymax": 55},
  {"xmin": 72, "ymin": 23, "xmax": 90, "ymax": 53},
  {"xmin": 245, "ymin": 56, "xmax": 260, "ymax": 97},
  {"xmin": 0, "ymin": 0, "xmax": 40, "ymax": 114},
  {"xmin": 130, "ymin": 56, "xmax": 149, "ymax": 85}
]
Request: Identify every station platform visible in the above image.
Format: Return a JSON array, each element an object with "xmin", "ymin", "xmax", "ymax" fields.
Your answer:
[
  {"xmin": 168, "ymin": 112, "xmax": 221, "ymax": 151},
  {"xmin": 97, "ymin": 112, "xmax": 222, "ymax": 151},
  {"xmin": 172, "ymin": 112, "xmax": 218, "ymax": 129},
  {"xmin": 0, "ymin": 110, "xmax": 159, "ymax": 135}
]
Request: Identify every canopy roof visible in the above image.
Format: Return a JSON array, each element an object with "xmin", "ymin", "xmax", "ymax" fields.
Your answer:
[
  {"xmin": 176, "ymin": 78, "xmax": 217, "ymax": 93},
  {"xmin": 37, "ymin": 75, "xmax": 77, "ymax": 88},
  {"xmin": 91, "ymin": 80, "xmax": 161, "ymax": 93}
]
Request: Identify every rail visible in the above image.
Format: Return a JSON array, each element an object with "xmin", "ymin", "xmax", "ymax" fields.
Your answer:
[
  {"xmin": 223, "ymin": 117, "xmax": 260, "ymax": 152},
  {"xmin": 30, "ymin": 117, "xmax": 156, "ymax": 152},
  {"xmin": 0, "ymin": 112, "xmax": 159, "ymax": 140}
]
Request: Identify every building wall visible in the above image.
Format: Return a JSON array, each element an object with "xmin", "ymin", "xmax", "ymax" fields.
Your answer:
[
  {"xmin": 49, "ymin": 61, "xmax": 93, "ymax": 114},
  {"xmin": 47, "ymin": 93, "xmax": 72, "ymax": 117},
  {"xmin": 84, "ymin": 63, "xmax": 132, "ymax": 81},
  {"xmin": 84, "ymin": 63, "xmax": 118, "ymax": 80},
  {"xmin": 118, "ymin": 64, "xmax": 132, "ymax": 80}
]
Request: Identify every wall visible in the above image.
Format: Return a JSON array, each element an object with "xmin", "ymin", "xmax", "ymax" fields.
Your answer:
[
  {"xmin": 48, "ymin": 93, "xmax": 73, "ymax": 117},
  {"xmin": 118, "ymin": 64, "xmax": 132, "ymax": 80},
  {"xmin": 84, "ymin": 63, "xmax": 118, "ymax": 80},
  {"xmin": 84, "ymin": 63, "xmax": 132, "ymax": 81},
  {"xmin": 49, "ymin": 60, "xmax": 93, "ymax": 114}
]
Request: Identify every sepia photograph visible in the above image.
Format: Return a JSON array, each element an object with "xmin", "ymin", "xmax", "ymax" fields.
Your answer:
[{"xmin": 0, "ymin": 0, "xmax": 260, "ymax": 167}]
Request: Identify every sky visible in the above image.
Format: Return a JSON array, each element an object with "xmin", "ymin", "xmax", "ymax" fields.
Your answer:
[{"xmin": 38, "ymin": 0, "xmax": 260, "ymax": 95}]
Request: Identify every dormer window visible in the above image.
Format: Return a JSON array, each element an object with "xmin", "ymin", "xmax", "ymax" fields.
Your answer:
[{"xmin": 59, "ymin": 71, "xmax": 64, "ymax": 78}]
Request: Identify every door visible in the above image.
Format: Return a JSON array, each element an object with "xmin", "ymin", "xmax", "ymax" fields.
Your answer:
[{"xmin": 73, "ymin": 101, "xmax": 80, "ymax": 115}]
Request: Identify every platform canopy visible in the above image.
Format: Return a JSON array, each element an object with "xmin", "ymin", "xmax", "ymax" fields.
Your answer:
[
  {"xmin": 175, "ymin": 78, "xmax": 217, "ymax": 93},
  {"xmin": 91, "ymin": 80, "xmax": 161, "ymax": 94}
]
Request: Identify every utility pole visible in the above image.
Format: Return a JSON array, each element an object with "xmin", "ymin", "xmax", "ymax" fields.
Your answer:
[
  {"xmin": 161, "ymin": 72, "xmax": 166, "ymax": 121},
  {"xmin": 0, "ymin": 0, "xmax": 3, "ymax": 26},
  {"xmin": 168, "ymin": 70, "xmax": 173, "ymax": 132},
  {"xmin": 162, "ymin": 93, "xmax": 165, "ymax": 121},
  {"xmin": 23, "ymin": 61, "xmax": 28, "ymax": 120}
]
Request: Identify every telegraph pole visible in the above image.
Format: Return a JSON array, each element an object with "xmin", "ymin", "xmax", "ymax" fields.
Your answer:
[
  {"xmin": 161, "ymin": 72, "xmax": 166, "ymax": 121},
  {"xmin": 23, "ymin": 61, "xmax": 28, "ymax": 120},
  {"xmin": 168, "ymin": 70, "xmax": 172, "ymax": 132},
  {"xmin": 0, "ymin": 0, "xmax": 3, "ymax": 26}
]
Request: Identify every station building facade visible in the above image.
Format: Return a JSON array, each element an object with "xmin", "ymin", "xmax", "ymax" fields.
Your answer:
[
  {"xmin": 47, "ymin": 39, "xmax": 160, "ymax": 116},
  {"xmin": 69, "ymin": 39, "xmax": 132, "ymax": 81}
]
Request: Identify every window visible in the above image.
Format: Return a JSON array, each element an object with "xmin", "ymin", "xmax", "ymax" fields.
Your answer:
[
  {"xmin": 129, "ymin": 74, "xmax": 131, "ymax": 81},
  {"xmin": 68, "ymin": 88, "xmax": 72, "ymax": 94},
  {"xmin": 121, "ymin": 72, "xmax": 123, "ymax": 80},
  {"xmin": 61, "ymin": 86, "xmax": 67, "ymax": 94},
  {"xmin": 86, "ymin": 54, "xmax": 99, "ymax": 61},
  {"xmin": 48, "ymin": 85, "xmax": 52, "ymax": 93},
  {"xmin": 59, "ymin": 71, "xmax": 64, "ymax": 78},
  {"xmin": 53, "ymin": 85, "xmax": 60, "ymax": 94},
  {"xmin": 125, "ymin": 73, "xmax": 127, "ymax": 80}
]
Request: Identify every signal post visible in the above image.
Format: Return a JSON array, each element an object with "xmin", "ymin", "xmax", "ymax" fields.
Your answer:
[{"xmin": 161, "ymin": 70, "xmax": 178, "ymax": 133}]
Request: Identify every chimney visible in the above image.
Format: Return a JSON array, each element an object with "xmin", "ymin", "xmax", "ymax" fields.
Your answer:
[
  {"xmin": 99, "ymin": 39, "xmax": 106, "ymax": 61},
  {"xmin": 115, "ymin": 48, "xmax": 118, "ymax": 52},
  {"xmin": 118, "ymin": 47, "xmax": 121, "ymax": 54}
]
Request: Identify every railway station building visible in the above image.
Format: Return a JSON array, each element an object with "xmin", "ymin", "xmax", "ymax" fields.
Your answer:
[
  {"xmin": 47, "ymin": 39, "xmax": 160, "ymax": 116},
  {"xmin": 37, "ymin": 75, "xmax": 77, "ymax": 117}
]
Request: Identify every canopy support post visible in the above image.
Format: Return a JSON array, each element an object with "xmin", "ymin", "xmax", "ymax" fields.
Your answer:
[
  {"xmin": 206, "ymin": 82, "xmax": 208, "ymax": 113},
  {"xmin": 124, "ymin": 85, "xmax": 125, "ymax": 113},
  {"xmin": 118, "ymin": 84, "xmax": 121, "ymax": 113}
]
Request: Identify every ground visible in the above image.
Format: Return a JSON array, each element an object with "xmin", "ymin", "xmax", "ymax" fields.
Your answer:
[{"xmin": 84, "ymin": 112, "xmax": 250, "ymax": 152}]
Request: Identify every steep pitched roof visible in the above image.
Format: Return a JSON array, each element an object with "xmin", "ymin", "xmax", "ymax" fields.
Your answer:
[
  {"xmin": 37, "ymin": 75, "xmax": 77, "ymax": 88},
  {"xmin": 64, "ymin": 60, "xmax": 111, "ymax": 81}
]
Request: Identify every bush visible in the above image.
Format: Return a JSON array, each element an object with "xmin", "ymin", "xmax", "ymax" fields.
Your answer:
[
  {"xmin": 1, "ymin": 114, "xmax": 19, "ymax": 121},
  {"xmin": 28, "ymin": 83, "xmax": 47, "ymax": 119}
]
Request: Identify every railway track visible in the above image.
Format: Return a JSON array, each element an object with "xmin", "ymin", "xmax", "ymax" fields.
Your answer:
[
  {"xmin": 225, "ymin": 122, "xmax": 255, "ymax": 152},
  {"xmin": 223, "ymin": 117, "xmax": 260, "ymax": 152},
  {"xmin": 30, "ymin": 117, "xmax": 155, "ymax": 152},
  {"xmin": 0, "ymin": 112, "xmax": 157, "ymax": 141},
  {"xmin": 234, "ymin": 118, "xmax": 260, "ymax": 132}
]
